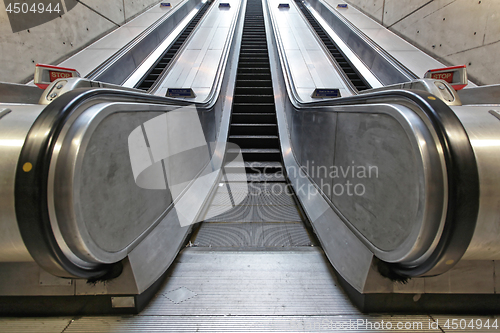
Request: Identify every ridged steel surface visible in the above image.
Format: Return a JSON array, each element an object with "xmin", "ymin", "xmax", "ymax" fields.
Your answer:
[
  {"xmin": 0, "ymin": 318, "xmax": 72, "ymax": 333},
  {"xmin": 2, "ymin": 249, "xmax": 496, "ymax": 332},
  {"xmin": 62, "ymin": 315, "xmax": 439, "ymax": 332},
  {"xmin": 205, "ymin": 203, "xmax": 303, "ymax": 223},
  {"xmin": 205, "ymin": 183, "xmax": 302, "ymax": 223},
  {"xmin": 141, "ymin": 248, "xmax": 357, "ymax": 316},
  {"xmin": 193, "ymin": 222, "xmax": 312, "ymax": 247}
]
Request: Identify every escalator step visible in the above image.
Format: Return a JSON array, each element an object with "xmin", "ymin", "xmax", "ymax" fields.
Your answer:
[
  {"xmin": 234, "ymin": 87, "xmax": 274, "ymax": 95},
  {"xmin": 230, "ymin": 124, "xmax": 278, "ymax": 136},
  {"xmin": 232, "ymin": 103, "xmax": 275, "ymax": 113},
  {"xmin": 238, "ymin": 68, "xmax": 270, "ymax": 74},
  {"xmin": 229, "ymin": 135, "xmax": 280, "ymax": 149},
  {"xmin": 238, "ymin": 62, "xmax": 270, "ymax": 68},
  {"xmin": 235, "ymin": 80, "xmax": 272, "ymax": 87},
  {"xmin": 224, "ymin": 161, "xmax": 283, "ymax": 174},
  {"xmin": 227, "ymin": 148, "xmax": 281, "ymax": 163},
  {"xmin": 233, "ymin": 95, "xmax": 274, "ymax": 103}
]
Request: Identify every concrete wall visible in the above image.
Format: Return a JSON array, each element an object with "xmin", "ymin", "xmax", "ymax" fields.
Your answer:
[
  {"xmin": 344, "ymin": 0, "xmax": 500, "ymax": 85},
  {"xmin": 0, "ymin": 0, "xmax": 162, "ymax": 83}
]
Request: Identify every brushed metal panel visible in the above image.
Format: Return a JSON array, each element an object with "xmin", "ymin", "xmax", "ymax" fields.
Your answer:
[
  {"xmin": 452, "ymin": 106, "xmax": 500, "ymax": 260},
  {"xmin": 77, "ymin": 112, "xmax": 171, "ymax": 253},
  {"xmin": 300, "ymin": 110, "xmax": 336, "ymax": 189},
  {"xmin": 333, "ymin": 112, "xmax": 420, "ymax": 252},
  {"xmin": 0, "ymin": 104, "xmax": 45, "ymax": 262},
  {"xmin": 0, "ymin": 262, "xmax": 74, "ymax": 296}
]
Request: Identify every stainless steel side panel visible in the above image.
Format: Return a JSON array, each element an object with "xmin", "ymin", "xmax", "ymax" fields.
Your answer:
[
  {"xmin": 0, "ymin": 82, "xmax": 43, "ymax": 104},
  {"xmin": 458, "ymin": 84, "xmax": 500, "ymax": 105},
  {"xmin": 0, "ymin": 104, "xmax": 45, "ymax": 262},
  {"xmin": 453, "ymin": 106, "xmax": 500, "ymax": 260},
  {"xmin": 284, "ymin": 103, "xmax": 447, "ymax": 265}
]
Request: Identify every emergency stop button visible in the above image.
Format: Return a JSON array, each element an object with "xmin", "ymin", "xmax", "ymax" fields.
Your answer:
[
  {"xmin": 424, "ymin": 65, "xmax": 468, "ymax": 91},
  {"xmin": 34, "ymin": 64, "xmax": 80, "ymax": 90}
]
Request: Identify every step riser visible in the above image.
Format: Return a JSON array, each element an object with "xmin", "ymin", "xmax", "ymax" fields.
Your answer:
[
  {"xmin": 227, "ymin": 152, "xmax": 281, "ymax": 163},
  {"xmin": 234, "ymin": 87, "xmax": 274, "ymax": 95},
  {"xmin": 231, "ymin": 114, "xmax": 276, "ymax": 123},
  {"xmin": 229, "ymin": 138, "xmax": 280, "ymax": 149},
  {"xmin": 235, "ymin": 80, "xmax": 272, "ymax": 88},
  {"xmin": 230, "ymin": 126, "xmax": 278, "ymax": 136},
  {"xmin": 233, "ymin": 96, "xmax": 274, "ymax": 103},
  {"xmin": 232, "ymin": 104, "xmax": 275, "ymax": 113}
]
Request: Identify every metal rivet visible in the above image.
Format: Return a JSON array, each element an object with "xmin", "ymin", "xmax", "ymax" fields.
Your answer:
[
  {"xmin": 56, "ymin": 84, "xmax": 63, "ymax": 89},
  {"xmin": 50, "ymin": 93, "xmax": 58, "ymax": 98}
]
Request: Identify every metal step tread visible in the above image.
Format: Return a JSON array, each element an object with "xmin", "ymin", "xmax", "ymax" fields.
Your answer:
[
  {"xmin": 232, "ymin": 113, "xmax": 275, "ymax": 116},
  {"xmin": 229, "ymin": 135, "xmax": 278, "ymax": 139},
  {"xmin": 139, "ymin": 248, "xmax": 361, "ymax": 316},
  {"xmin": 231, "ymin": 123, "xmax": 276, "ymax": 126},
  {"xmin": 220, "ymin": 172, "xmax": 286, "ymax": 182},
  {"xmin": 233, "ymin": 103, "xmax": 274, "ymax": 106},
  {"xmin": 193, "ymin": 222, "xmax": 311, "ymax": 246},
  {"xmin": 233, "ymin": 112, "xmax": 276, "ymax": 117},
  {"xmin": 224, "ymin": 161, "xmax": 282, "ymax": 169},
  {"xmin": 228, "ymin": 148, "xmax": 280, "ymax": 153}
]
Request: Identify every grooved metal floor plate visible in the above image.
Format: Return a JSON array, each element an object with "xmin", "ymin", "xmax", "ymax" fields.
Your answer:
[
  {"xmin": 210, "ymin": 182, "xmax": 296, "ymax": 206},
  {"xmin": 205, "ymin": 203, "xmax": 303, "ymax": 223},
  {"xmin": 141, "ymin": 247, "xmax": 359, "ymax": 316},
  {"xmin": 61, "ymin": 315, "xmax": 438, "ymax": 332},
  {"xmin": 205, "ymin": 182, "xmax": 302, "ymax": 223},
  {"xmin": 193, "ymin": 222, "xmax": 313, "ymax": 247},
  {"xmin": 2, "ymin": 248, "xmax": 496, "ymax": 332}
]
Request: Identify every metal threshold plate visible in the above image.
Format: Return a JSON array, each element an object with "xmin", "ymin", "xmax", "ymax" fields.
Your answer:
[{"xmin": 2, "ymin": 248, "xmax": 494, "ymax": 332}]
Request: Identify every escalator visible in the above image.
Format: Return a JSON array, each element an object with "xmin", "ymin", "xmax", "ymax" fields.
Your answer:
[
  {"xmin": 228, "ymin": 0, "xmax": 281, "ymax": 180},
  {"xmin": 135, "ymin": 0, "xmax": 213, "ymax": 91},
  {"xmin": 1, "ymin": 0, "xmax": 500, "ymax": 324},
  {"xmin": 189, "ymin": 0, "xmax": 313, "ymax": 248},
  {"xmin": 293, "ymin": 0, "xmax": 370, "ymax": 91}
]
